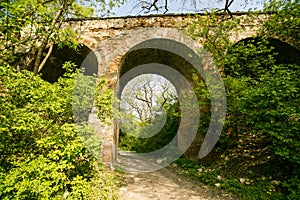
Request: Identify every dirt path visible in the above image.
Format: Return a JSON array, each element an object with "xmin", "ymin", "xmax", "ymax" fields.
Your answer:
[{"xmin": 117, "ymin": 152, "xmax": 236, "ymax": 200}]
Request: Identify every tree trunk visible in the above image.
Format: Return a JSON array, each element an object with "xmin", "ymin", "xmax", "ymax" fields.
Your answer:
[
  {"xmin": 33, "ymin": 42, "xmax": 47, "ymax": 75},
  {"xmin": 37, "ymin": 43, "xmax": 53, "ymax": 73},
  {"xmin": 33, "ymin": 2, "xmax": 67, "ymax": 75}
]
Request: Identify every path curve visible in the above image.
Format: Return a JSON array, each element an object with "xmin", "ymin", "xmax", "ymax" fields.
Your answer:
[{"xmin": 117, "ymin": 152, "xmax": 236, "ymax": 200}]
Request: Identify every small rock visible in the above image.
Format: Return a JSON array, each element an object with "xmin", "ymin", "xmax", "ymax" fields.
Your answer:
[
  {"xmin": 271, "ymin": 180, "xmax": 280, "ymax": 186},
  {"xmin": 133, "ymin": 178, "xmax": 140, "ymax": 182},
  {"xmin": 156, "ymin": 158, "xmax": 167, "ymax": 164},
  {"xmin": 215, "ymin": 183, "xmax": 221, "ymax": 187},
  {"xmin": 119, "ymin": 188, "xmax": 127, "ymax": 192},
  {"xmin": 239, "ymin": 178, "xmax": 246, "ymax": 183},
  {"xmin": 156, "ymin": 159, "xmax": 163, "ymax": 164}
]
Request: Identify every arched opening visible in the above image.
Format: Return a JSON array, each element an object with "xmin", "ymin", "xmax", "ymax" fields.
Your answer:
[
  {"xmin": 118, "ymin": 73, "xmax": 179, "ymax": 153},
  {"xmin": 225, "ymin": 37, "xmax": 300, "ymax": 78},
  {"xmin": 39, "ymin": 44, "xmax": 97, "ymax": 82},
  {"xmin": 114, "ymin": 38, "xmax": 225, "ymax": 172}
]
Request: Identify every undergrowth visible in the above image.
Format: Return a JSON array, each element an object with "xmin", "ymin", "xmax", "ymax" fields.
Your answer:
[{"xmin": 0, "ymin": 64, "xmax": 121, "ymax": 199}]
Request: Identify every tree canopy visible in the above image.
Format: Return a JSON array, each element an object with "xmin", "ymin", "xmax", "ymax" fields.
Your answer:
[{"xmin": 0, "ymin": 0, "xmax": 123, "ymax": 74}]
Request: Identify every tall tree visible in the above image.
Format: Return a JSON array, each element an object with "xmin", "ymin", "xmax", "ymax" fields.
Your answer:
[
  {"xmin": 0, "ymin": 0, "xmax": 122, "ymax": 73},
  {"xmin": 121, "ymin": 74, "xmax": 176, "ymax": 123}
]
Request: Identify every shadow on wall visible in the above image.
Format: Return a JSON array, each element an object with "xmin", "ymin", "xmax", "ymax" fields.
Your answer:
[
  {"xmin": 224, "ymin": 37, "xmax": 300, "ymax": 78},
  {"xmin": 40, "ymin": 44, "xmax": 98, "ymax": 83},
  {"xmin": 242, "ymin": 37, "xmax": 300, "ymax": 65}
]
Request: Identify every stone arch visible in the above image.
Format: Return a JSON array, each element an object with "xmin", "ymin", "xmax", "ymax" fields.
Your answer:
[
  {"xmin": 80, "ymin": 27, "xmax": 226, "ymax": 168},
  {"xmin": 92, "ymin": 27, "xmax": 205, "ymax": 80},
  {"xmin": 40, "ymin": 43, "xmax": 97, "ymax": 82},
  {"xmin": 224, "ymin": 36, "xmax": 300, "ymax": 77},
  {"xmin": 116, "ymin": 39, "xmax": 203, "ymax": 165},
  {"xmin": 236, "ymin": 37, "xmax": 299, "ymax": 65}
]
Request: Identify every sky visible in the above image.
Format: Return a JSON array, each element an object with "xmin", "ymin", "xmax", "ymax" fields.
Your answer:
[
  {"xmin": 104, "ymin": 0, "xmax": 269, "ymax": 17},
  {"xmin": 120, "ymin": 74, "xmax": 176, "ymax": 116}
]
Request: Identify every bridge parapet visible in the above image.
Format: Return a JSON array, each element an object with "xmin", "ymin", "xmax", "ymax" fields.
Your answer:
[{"xmin": 67, "ymin": 13, "xmax": 267, "ymax": 50}]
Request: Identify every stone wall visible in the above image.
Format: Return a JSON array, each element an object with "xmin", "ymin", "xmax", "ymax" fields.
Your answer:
[
  {"xmin": 67, "ymin": 13, "xmax": 266, "ymax": 50},
  {"xmin": 68, "ymin": 13, "xmax": 267, "ymax": 166}
]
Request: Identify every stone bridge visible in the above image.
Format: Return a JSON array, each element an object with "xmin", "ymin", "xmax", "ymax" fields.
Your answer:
[{"xmin": 41, "ymin": 13, "xmax": 298, "ymax": 168}]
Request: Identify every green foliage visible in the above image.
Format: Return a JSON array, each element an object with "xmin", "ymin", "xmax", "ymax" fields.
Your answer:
[
  {"xmin": 262, "ymin": 0, "xmax": 300, "ymax": 49},
  {"xmin": 0, "ymin": 0, "xmax": 124, "ymax": 72},
  {"xmin": 175, "ymin": 158, "xmax": 287, "ymax": 200},
  {"xmin": 118, "ymin": 101, "xmax": 179, "ymax": 154},
  {"xmin": 0, "ymin": 65, "xmax": 119, "ymax": 199},
  {"xmin": 237, "ymin": 65, "xmax": 299, "ymax": 163},
  {"xmin": 175, "ymin": 158, "xmax": 200, "ymax": 169},
  {"xmin": 214, "ymin": 64, "xmax": 299, "ymax": 199},
  {"xmin": 191, "ymin": 75, "xmax": 211, "ymax": 134},
  {"xmin": 0, "ymin": 1, "xmax": 124, "ymax": 199},
  {"xmin": 183, "ymin": 1, "xmax": 300, "ymax": 199},
  {"xmin": 137, "ymin": 102, "xmax": 179, "ymax": 153},
  {"xmin": 184, "ymin": 12, "xmax": 242, "ymax": 66},
  {"xmin": 224, "ymin": 37, "xmax": 277, "ymax": 79},
  {"xmin": 95, "ymin": 78, "xmax": 115, "ymax": 124},
  {"xmin": 72, "ymin": 72, "xmax": 98, "ymax": 123}
]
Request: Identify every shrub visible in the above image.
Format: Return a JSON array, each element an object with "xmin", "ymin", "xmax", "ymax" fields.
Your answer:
[{"xmin": 0, "ymin": 65, "xmax": 119, "ymax": 199}]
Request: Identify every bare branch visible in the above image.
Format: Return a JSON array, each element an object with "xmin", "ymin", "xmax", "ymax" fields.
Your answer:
[
  {"xmin": 224, "ymin": 0, "xmax": 234, "ymax": 18},
  {"xmin": 140, "ymin": 0, "xmax": 159, "ymax": 13},
  {"xmin": 37, "ymin": 44, "xmax": 53, "ymax": 73},
  {"xmin": 134, "ymin": 0, "xmax": 240, "ymax": 16},
  {"xmin": 164, "ymin": 0, "xmax": 168, "ymax": 14},
  {"xmin": 121, "ymin": 74, "xmax": 176, "ymax": 122}
]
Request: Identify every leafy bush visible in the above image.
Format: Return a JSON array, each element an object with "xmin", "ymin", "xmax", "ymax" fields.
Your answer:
[
  {"xmin": 224, "ymin": 37, "xmax": 276, "ymax": 79},
  {"xmin": 184, "ymin": 3, "xmax": 300, "ymax": 197},
  {"xmin": 0, "ymin": 65, "xmax": 119, "ymax": 199},
  {"xmin": 211, "ymin": 61, "xmax": 299, "ymax": 200},
  {"xmin": 118, "ymin": 101, "xmax": 179, "ymax": 154},
  {"xmin": 237, "ymin": 65, "xmax": 299, "ymax": 164}
]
